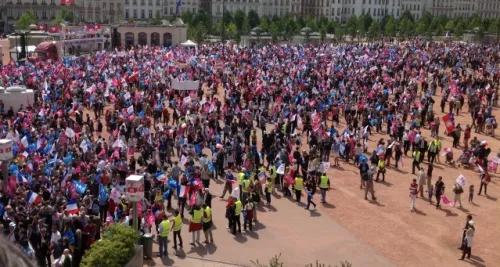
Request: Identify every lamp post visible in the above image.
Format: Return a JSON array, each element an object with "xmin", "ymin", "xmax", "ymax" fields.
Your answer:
[{"xmin": 221, "ymin": 0, "xmax": 225, "ymax": 55}]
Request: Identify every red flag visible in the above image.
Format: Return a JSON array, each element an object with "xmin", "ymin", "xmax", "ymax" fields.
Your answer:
[{"xmin": 442, "ymin": 114, "xmax": 455, "ymax": 134}]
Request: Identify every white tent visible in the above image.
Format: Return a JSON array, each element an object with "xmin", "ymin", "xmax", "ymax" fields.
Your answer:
[{"xmin": 181, "ymin": 40, "xmax": 197, "ymax": 47}]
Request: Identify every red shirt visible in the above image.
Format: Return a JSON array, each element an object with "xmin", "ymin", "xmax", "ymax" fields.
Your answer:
[{"xmin": 409, "ymin": 183, "xmax": 418, "ymax": 196}]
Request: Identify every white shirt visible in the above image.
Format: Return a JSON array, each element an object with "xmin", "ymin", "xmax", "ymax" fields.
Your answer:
[{"xmin": 51, "ymin": 231, "xmax": 61, "ymax": 246}]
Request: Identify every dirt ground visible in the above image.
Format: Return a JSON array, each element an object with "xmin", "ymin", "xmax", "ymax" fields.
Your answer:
[{"xmin": 89, "ymin": 77, "xmax": 499, "ymax": 267}]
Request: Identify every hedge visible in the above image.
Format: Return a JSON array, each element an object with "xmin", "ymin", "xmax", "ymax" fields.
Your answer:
[{"xmin": 81, "ymin": 224, "xmax": 140, "ymax": 267}]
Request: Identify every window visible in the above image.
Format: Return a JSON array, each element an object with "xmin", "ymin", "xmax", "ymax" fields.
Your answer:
[
  {"xmin": 133, "ymin": 0, "xmax": 137, "ymax": 4},
  {"xmin": 369, "ymin": 0, "xmax": 371, "ymax": 4},
  {"xmin": 103, "ymin": 2, "xmax": 107, "ymax": 9},
  {"xmin": 352, "ymin": 8, "xmax": 354, "ymax": 14},
  {"xmin": 141, "ymin": 0, "xmax": 145, "ymax": 5},
  {"xmin": 149, "ymin": 0, "xmax": 152, "ymax": 4},
  {"xmin": 141, "ymin": 9, "xmax": 145, "ymax": 18},
  {"xmin": 133, "ymin": 9, "xmax": 137, "ymax": 18},
  {"xmin": 126, "ymin": 9, "xmax": 130, "ymax": 18},
  {"xmin": 149, "ymin": 10, "xmax": 153, "ymax": 18},
  {"xmin": 353, "ymin": 0, "xmax": 355, "ymax": 4},
  {"xmin": 170, "ymin": 7, "xmax": 173, "ymax": 14},
  {"xmin": 157, "ymin": 0, "xmax": 160, "ymax": 4}
]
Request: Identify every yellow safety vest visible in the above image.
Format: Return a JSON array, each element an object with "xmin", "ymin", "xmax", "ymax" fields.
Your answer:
[
  {"xmin": 203, "ymin": 207, "xmax": 211, "ymax": 223},
  {"xmin": 234, "ymin": 200, "xmax": 242, "ymax": 216},
  {"xmin": 242, "ymin": 179, "xmax": 250, "ymax": 193},
  {"xmin": 281, "ymin": 123, "xmax": 287, "ymax": 134},
  {"xmin": 378, "ymin": 160, "xmax": 385, "ymax": 168},
  {"xmin": 238, "ymin": 173, "xmax": 245, "ymax": 183},
  {"xmin": 270, "ymin": 166, "xmax": 277, "ymax": 179},
  {"xmin": 435, "ymin": 140, "xmax": 441, "ymax": 150},
  {"xmin": 413, "ymin": 151, "xmax": 421, "ymax": 161},
  {"xmin": 266, "ymin": 180, "xmax": 273, "ymax": 192},
  {"xmin": 259, "ymin": 167, "xmax": 266, "ymax": 174},
  {"xmin": 319, "ymin": 175, "xmax": 329, "ymax": 189},
  {"xmin": 191, "ymin": 209, "xmax": 202, "ymax": 224},
  {"xmin": 160, "ymin": 220, "xmax": 170, "ymax": 237},
  {"xmin": 173, "ymin": 215, "xmax": 182, "ymax": 231},
  {"xmin": 295, "ymin": 177, "xmax": 303, "ymax": 190}
]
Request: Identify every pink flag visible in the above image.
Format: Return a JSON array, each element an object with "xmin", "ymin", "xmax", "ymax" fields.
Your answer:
[{"xmin": 440, "ymin": 195, "xmax": 456, "ymax": 207}]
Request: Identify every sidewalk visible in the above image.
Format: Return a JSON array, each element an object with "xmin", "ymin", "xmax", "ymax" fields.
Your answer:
[{"xmin": 143, "ymin": 179, "xmax": 395, "ymax": 267}]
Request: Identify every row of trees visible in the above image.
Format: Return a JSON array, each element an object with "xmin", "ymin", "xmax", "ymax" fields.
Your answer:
[
  {"xmin": 183, "ymin": 9, "xmax": 500, "ymax": 43},
  {"xmin": 16, "ymin": 9, "xmax": 74, "ymax": 30}
]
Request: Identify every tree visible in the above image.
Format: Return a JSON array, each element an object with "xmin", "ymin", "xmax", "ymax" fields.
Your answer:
[
  {"xmin": 16, "ymin": 11, "xmax": 36, "ymax": 30},
  {"xmin": 233, "ymin": 9, "xmax": 246, "ymax": 33},
  {"xmin": 489, "ymin": 18, "xmax": 500, "ymax": 42},
  {"xmin": 444, "ymin": 20, "xmax": 455, "ymax": 32},
  {"xmin": 400, "ymin": 10, "xmax": 415, "ymax": 23},
  {"xmin": 222, "ymin": 10, "xmax": 233, "ymax": 26},
  {"xmin": 259, "ymin": 16, "xmax": 270, "ymax": 31},
  {"xmin": 367, "ymin": 20, "xmax": 380, "ymax": 41},
  {"xmin": 149, "ymin": 10, "xmax": 162, "ymax": 25},
  {"xmin": 182, "ymin": 10, "xmax": 194, "ymax": 25},
  {"xmin": 380, "ymin": 15, "xmax": 391, "ymax": 32},
  {"xmin": 283, "ymin": 18, "xmax": 297, "ymax": 41},
  {"xmin": 385, "ymin": 17, "xmax": 396, "ymax": 37},
  {"xmin": 269, "ymin": 22, "xmax": 280, "ymax": 43},
  {"xmin": 53, "ymin": 8, "xmax": 74, "ymax": 25},
  {"xmin": 248, "ymin": 10, "xmax": 260, "ymax": 29},
  {"xmin": 453, "ymin": 21, "xmax": 466, "ymax": 37},
  {"xmin": 334, "ymin": 22, "xmax": 345, "ymax": 42},
  {"xmin": 326, "ymin": 21, "xmax": 335, "ymax": 34},
  {"xmin": 242, "ymin": 15, "xmax": 251, "ymax": 35},
  {"xmin": 346, "ymin": 15, "xmax": 358, "ymax": 42},
  {"xmin": 399, "ymin": 18, "xmax": 413, "ymax": 39},
  {"xmin": 320, "ymin": 26, "xmax": 327, "ymax": 41},
  {"xmin": 317, "ymin": 16, "xmax": 329, "ymax": 28},
  {"xmin": 306, "ymin": 17, "xmax": 318, "ymax": 32},
  {"xmin": 415, "ymin": 20, "xmax": 427, "ymax": 36},
  {"xmin": 436, "ymin": 24, "xmax": 445, "ymax": 37}
]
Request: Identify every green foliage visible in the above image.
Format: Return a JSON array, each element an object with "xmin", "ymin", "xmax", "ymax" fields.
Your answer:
[
  {"xmin": 233, "ymin": 9, "xmax": 246, "ymax": 33},
  {"xmin": 182, "ymin": 10, "xmax": 194, "ymax": 25},
  {"xmin": 454, "ymin": 21, "xmax": 466, "ymax": 37},
  {"xmin": 149, "ymin": 10, "xmax": 162, "ymax": 25},
  {"xmin": 346, "ymin": 15, "xmax": 358, "ymax": 41},
  {"xmin": 16, "ymin": 11, "xmax": 36, "ymax": 30},
  {"xmin": 399, "ymin": 18, "xmax": 414, "ymax": 38},
  {"xmin": 81, "ymin": 224, "xmax": 139, "ymax": 267},
  {"xmin": 399, "ymin": 10, "xmax": 414, "ymax": 23},
  {"xmin": 53, "ymin": 8, "xmax": 74, "ymax": 25},
  {"xmin": 248, "ymin": 10, "xmax": 260, "ymax": 29},
  {"xmin": 436, "ymin": 25, "xmax": 445, "ymax": 36},
  {"xmin": 251, "ymin": 254, "xmax": 284, "ymax": 267},
  {"xmin": 444, "ymin": 20, "xmax": 455, "ymax": 31},
  {"xmin": 305, "ymin": 260, "xmax": 352, "ymax": 267},
  {"xmin": 385, "ymin": 17, "xmax": 396, "ymax": 37},
  {"xmin": 367, "ymin": 20, "xmax": 380, "ymax": 41},
  {"xmin": 269, "ymin": 22, "xmax": 280, "ymax": 43},
  {"xmin": 415, "ymin": 20, "xmax": 427, "ymax": 36},
  {"xmin": 320, "ymin": 26, "xmax": 327, "ymax": 41}
]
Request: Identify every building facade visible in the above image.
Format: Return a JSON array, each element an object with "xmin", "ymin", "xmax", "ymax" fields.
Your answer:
[
  {"xmin": 162, "ymin": 0, "xmax": 200, "ymax": 18},
  {"xmin": 123, "ymin": 0, "xmax": 164, "ymax": 20},
  {"xmin": 74, "ymin": 0, "xmax": 123, "ymax": 24},
  {"xmin": 1, "ymin": 0, "xmax": 61, "ymax": 34},
  {"xmin": 118, "ymin": 23, "xmax": 187, "ymax": 47},
  {"xmin": 210, "ymin": 0, "xmax": 299, "ymax": 19}
]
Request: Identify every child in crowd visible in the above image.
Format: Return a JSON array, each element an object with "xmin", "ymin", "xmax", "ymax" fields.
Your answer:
[
  {"xmin": 469, "ymin": 184, "xmax": 475, "ymax": 203},
  {"xmin": 427, "ymin": 185, "xmax": 435, "ymax": 204}
]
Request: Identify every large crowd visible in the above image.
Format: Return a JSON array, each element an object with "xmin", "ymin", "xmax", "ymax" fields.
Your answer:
[{"xmin": 0, "ymin": 40, "xmax": 498, "ymax": 266}]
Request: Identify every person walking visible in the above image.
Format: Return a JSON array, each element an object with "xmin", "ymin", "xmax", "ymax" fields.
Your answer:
[
  {"xmin": 417, "ymin": 167, "xmax": 426, "ymax": 198},
  {"xmin": 304, "ymin": 184, "xmax": 317, "ymax": 210},
  {"xmin": 412, "ymin": 150, "xmax": 422, "ymax": 174},
  {"xmin": 435, "ymin": 176, "xmax": 445, "ymax": 209},
  {"xmin": 158, "ymin": 213, "xmax": 170, "ymax": 257},
  {"xmin": 171, "ymin": 210, "xmax": 183, "ymax": 250},
  {"xmin": 460, "ymin": 220, "xmax": 475, "ymax": 260},
  {"xmin": 220, "ymin": 169, "xmax": 234, "ymax": 198},
  {"xmin": 318, "ymin": 173, "xmax": 330, "ymax": 203},
  {"xmin": 410, "ymin": 178, "xmax": 419, "ymax": 212},
  {"xmin": 478, "ymin": 172, "xmax": 490, "ymax": 195},
  {"xmin": 232, "ymin": 198, "xmax": 242, "ymax": 235},
  {"xmin": 460, "ymin": 215, "xmax": 473, "ymax": 250},
  {"xmin": 453, "ymin": 183, "xmax": 464, "ymax": 208},
  {"xmin": 188, "ymin": 205, "xmax": 203, "ymax": 246},
  {"xmin": 359, "ymin": 159, "xmax": 370, "ymax": 189},
  {"xmin": 364, "ymin": 165, "xmax": 377, "ymax": 200},
  {"xmin": 202, "ymin": 204, "xmax": 214, "ymax": 244},
  {"xmin": 294, "ymin": 175, "xmax": 304, "ymax": 203},
  {"xmin": 426, "ymin": 163, "xmax": 434, "ymax": 190},
  {"xmin": 265, "ymin": 177, "xmax": 273, "ymax": 205},
  {"xmin": 243, "ymin": 199, "xmax": 254, "ymax": 231}
]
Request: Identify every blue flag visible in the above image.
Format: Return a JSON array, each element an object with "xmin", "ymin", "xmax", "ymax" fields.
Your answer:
[
  {"xmin": 73, "ymin": 180, "xmax": 87, "ymax": 195},
  {"xmin": 99, "ymin": 184, "xmax": 108, "ymax": 200}
]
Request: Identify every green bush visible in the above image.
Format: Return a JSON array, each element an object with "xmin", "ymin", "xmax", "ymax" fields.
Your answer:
[
  {"xmin": 81, "ymin": 224, "xmax": 140, "ymax": 267},
  {"xmin": 252, "ymin": 255, "xmax": 352, "ymax": 267}
]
